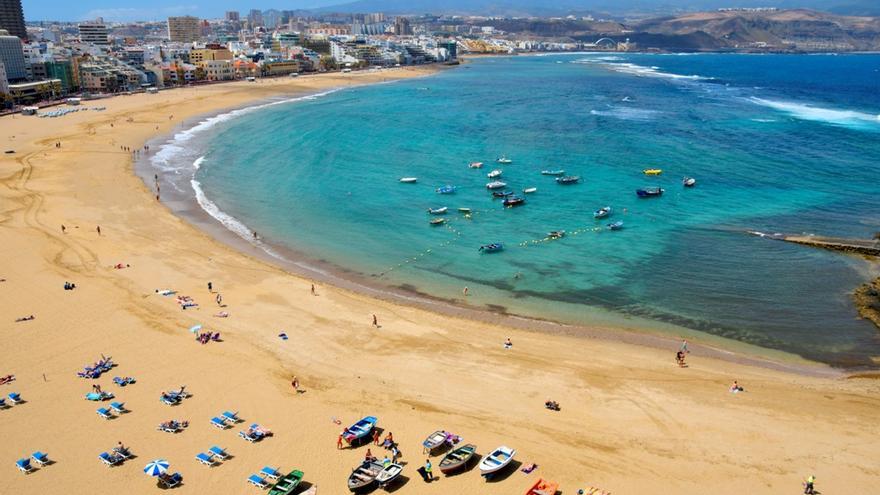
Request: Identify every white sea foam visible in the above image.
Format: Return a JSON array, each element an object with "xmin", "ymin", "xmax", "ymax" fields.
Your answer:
[
  {"xmin": 573, "ymin": 58, "xmax": 712, "ymax": 82},
  {"xmin": 748, "ymin": 97, "xmax": 880, "ymax": 131},
  {"xmin": 150, "ymin": 88, "xmax": 343, "ymax": 259},
  {"xmin": 590, "ymin": 106, "xmax": 660, "ymax": 121}
]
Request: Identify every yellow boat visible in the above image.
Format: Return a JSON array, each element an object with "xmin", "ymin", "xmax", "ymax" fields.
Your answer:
[{"xmin": 643, "ymin": 168, "xmax": 663, "ymax": 176}]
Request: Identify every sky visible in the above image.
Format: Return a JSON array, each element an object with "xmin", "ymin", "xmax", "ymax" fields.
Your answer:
[{"xmin": 22, "ymin": 0, "xmax": 343, "ymax": 22}]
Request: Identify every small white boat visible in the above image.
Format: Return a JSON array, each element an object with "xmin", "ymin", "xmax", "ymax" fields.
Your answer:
[
  {"xmin": 497, "ymin": 157, "xmax": 512, "ymax": 164},
  {"xmin": 376, "ymin": 463, "xmax": 403, "ymax": 487},
  {"xmin": 486, "ymin": 181, "xmax": 507, "ymax": 190},
  {"xmin": 523, "ymin": 187, "xmax": 537, "ymax": 194},
  {"xmin": 458, "ymin": 207, "xmax": 472, "ymax": 214},
  {"xmin": 468, "ymin": 162, "xmax": 483, "ymax": 169},
  {"xmin": 683, "ymin": 176, "xmax": 696, "ymax": 187},
  {"xmin": 479, "ymin": 445, "xmax": 516, "ymax": 478},
  {"xmin": 399, "ymin": 177, "xmax": 417, "ymax": 183},
  {"xmin": 428, "ymin": 207, "xmax": 448, "ymax": 215},
  {"xmin": 487, "ymin": 169, "xmax": 503, "ymax": 179}
]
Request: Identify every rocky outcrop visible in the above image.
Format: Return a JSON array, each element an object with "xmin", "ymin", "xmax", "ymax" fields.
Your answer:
[{"xmin": 855, "ymin": 277, "xmax": 880, "ymax": 329}]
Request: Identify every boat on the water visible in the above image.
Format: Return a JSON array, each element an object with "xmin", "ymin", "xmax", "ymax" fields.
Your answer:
[
  {"xmin": 427, "ymin": 207, "xmax": 448, "ymax": 215},
  {"xmin": 683, "ymin": 176, "xmax": 696, "ymax": 187},
  {"xmin": 343, "ymin": 416, "xmax": 377, "ymax": 445},
  {"xmin": 430, "ymin": 218, "xmax": 446, "ymax": 226},
  {"xmin": 594, "ymin": 206, "xmax": 612, "ymax": 219},
  {"xmin": 503, "ymin": 196, "xmax": 525, "ymax": 207},
  {"xmin": 487, "ymin": 169, "xmax": 503, "ymax": 179},
  {"xmin": 608, "ymin": 221, "xmax": 624, "ymax": 230},
  {"xmin": 547, "ymin": 230, "xmax": 565, "ymax": 239},
  {"xmin": 479, "ymin": 446, "xmax": 516, "ymax": 478},
  {"xmin": 399, "ymin": 177, "xmax": 417, "ymax": 183},
  {"xmin": 524, "ymin": 478, "xmax": 559, "ymax": 495},
  {"xmin": 468, "ymin": 162, "xmax": 483, "ymax": 169},
  {"xmin": 458, "ymin": 208, "xmax": 472, "ymax": 214},
  {"xmin": 479, "ymin": 243, "xmax": 503, "ymax": 253},
  {"xmin": 556, "ymin": 176, "xmax": 580, "ymax": 185},
  {"xmin": 522, "ymin": 187, "xmax": 537, "ymax": 194},
  {"xmin": 486, "ymin": 181, "xmax": 507, "ymax": 190},
  {"xmin": 643, "ymin": 168, "xmax": 663, "ymax": 176},
  {"xmin": 492, "ymin": 190, "xmax": 513, "ymax": 198},
  {"xmin": 375, "ymin": 463, "xmax": 403, "ymax": 488},
  {"xmin": 439, "ymin": 444, "xmax": 477, "ymax": 474},
  {"xmin": 436, "ymin": 185, "xmax": 457, "ymax": 194},
  {"xmin": 497, "ymin": 156, "xmax": 512, "ymax": 164},
  {"xmin": 347, "ymin": 460, "xmax": 383, "ymax": 492},
  {"xmin": 422, "ymin": 430, "xmax": 448, "ymax": 453},
  {"xmin": 541, "ymin": 170, "xmax": 565, "ymax": 176},
  {"xmin": 636, "ymin": 187, "xmax": 664, "ymax": 198},
  {"xmin": 268, "ymin": 470, "xmax": 304, "ymax": 495}
]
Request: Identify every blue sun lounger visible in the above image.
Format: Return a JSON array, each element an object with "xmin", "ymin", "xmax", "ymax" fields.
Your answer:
[
  {"xmin": 31, "ymin": 452, "xmax": 49, "ymax": 466},
  {"xmin": 98, "ymin": 452, "xmax": 121, "ymax": 467},
  {"xmin": 195, "ymin": 452, "xmax": 215, "ymax": 466},
  {"xmin": 16, "ymin": 458, "xmax": 34, "ymax": 473},
  {"xmin": 0, "ymin": 398, "xmax": 6, "ymax": 408},
  {"xmin": 260, "ymin": 466, "xmax": 281, "ymax": 480},
  {"xmin": 8, "ymin": 392, "xmax": 22, "ymax": 404},
  {"xmin": 239, "ymin": 430, "xmax": 261, "ymax": 442},
  {"xmin": 247, "ymin": 474, "xmax": 268, "ymax": 488},
  {"xmin": 97, "ymin": 407, "xmax": 113, "ymax": 419},
  {"xmin": 221, "ymin": 411, "xmax": 239, "ymax": 423},
  {"xmin": 209, "ymin": 446, "xmax": 229, "ymax": 460},
  {"xmin": 211, "ymin": 417, "xmax": 229, "ymax": 429},
  {"xmin": 109, "ymin": 402, "xmax": 126, "ymax": 413},
  {"xmin": 159, "ymin": 472, "xmax": 183, "ymax": 488}
]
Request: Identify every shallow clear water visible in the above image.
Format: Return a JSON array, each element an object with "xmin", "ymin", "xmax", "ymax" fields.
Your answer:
[{"xmin": 162, "ymin": 54, "xmax": 880, "ymax": 367}]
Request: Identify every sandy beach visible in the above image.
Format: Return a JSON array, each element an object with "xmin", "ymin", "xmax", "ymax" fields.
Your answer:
[{"xmin": 1, "ymin": 66, "xmax": 879, "ymax": 495}]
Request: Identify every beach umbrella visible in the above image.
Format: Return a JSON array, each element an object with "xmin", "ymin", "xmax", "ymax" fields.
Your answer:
[
  {"xmin": 189, "ymin": 324, "xmax": 202, "ymax": 334},
  {"xmin": 143, "ymin": 459, "xmax": 169, "ymax": 477}
]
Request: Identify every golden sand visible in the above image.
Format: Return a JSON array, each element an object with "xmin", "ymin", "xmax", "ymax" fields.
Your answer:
[{"xmin": 1, "ymin": 67, "xmax": 878, "ymax": 494}]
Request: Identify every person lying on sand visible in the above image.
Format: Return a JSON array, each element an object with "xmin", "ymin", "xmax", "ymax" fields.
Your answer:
[
  {"xmin": 113, "ymin": 263, "xmax": 130, "ymax": 269},
  {"xmin": 15, "ymin": 315, "xmax": 35, "ymax": 322},
  {"xmin": 213, "ymin": 311, "xmax": 229, "ymax": 318},
  {"xmin": 155, "ymin": 289, "xmax": 176, "ymax": 296},
  {"xmin": 545, "ymin": 399, "xmax": 560, "ymax": 411},
  {"xmin": 0, "ymin": 375, "xmax": 15, "ymax": 385}
]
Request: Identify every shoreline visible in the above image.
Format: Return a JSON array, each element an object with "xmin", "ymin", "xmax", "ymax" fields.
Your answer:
[{"xmin": 136, "ymin": 68, "xmax": 849, "ymax": 378}]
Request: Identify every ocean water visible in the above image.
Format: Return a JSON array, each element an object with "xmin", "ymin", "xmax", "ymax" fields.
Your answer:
[{"xmin": 156, "ymin": 54, "xmax": 880, "ymax": 368}]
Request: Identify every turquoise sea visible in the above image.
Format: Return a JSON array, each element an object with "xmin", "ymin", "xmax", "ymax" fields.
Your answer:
[{"xmin": 151, "ymin": 54, "xmax": 880, "ymax": 368}]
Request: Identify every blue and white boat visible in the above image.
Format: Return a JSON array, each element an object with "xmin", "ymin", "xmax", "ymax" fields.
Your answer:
[
  {"xmin": 636, "ymin": 187, "xmax": 664, "ymax": 198},
  {"xmin": 436, "ymin": 185, "xmax": 457, "ymax": 194},
  {"xmin": 555, "ymin": 176, "xmax": 580, "ymax": 185},
  {"xmin": 594, "ymin": 206, "xmax": 612, "ymax": 219},
  {"xmin": 428, "ymin": 207, "xmax": 448, "ymax": 215},
  {"xmin": 682, "ymin": 176, "xmax": 696, "ymax": 187},
  {"xmin": 486, "ymin": 181, "xmax": 507, "ymax": 190},
  {"xmin": 479, "ymin": 243, "xmax": 504, "ymax": 253},
  {"xmin": 607, "ymin": 221, "xmax": 624, "ymax": 230},
  {"xmin": 497, "ymin": 156, "xmax": 512, "ymax": 164},
  {"xmin": 343, "ymin": 416, "xmax": 377, "ymax": 445},
  {"xmin": 541, "ymin": 170, "xmax": 565, "ymax": 176}
]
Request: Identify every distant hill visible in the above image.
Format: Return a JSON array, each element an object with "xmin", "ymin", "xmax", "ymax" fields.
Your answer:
[{"xmin": 319, "ymin": 0, "xmax": 880, "ymax": 17}]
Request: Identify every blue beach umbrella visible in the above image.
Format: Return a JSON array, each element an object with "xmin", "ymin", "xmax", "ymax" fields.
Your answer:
[
  {"xmin": 144, "ymin": 459, "xmax": 169, "ymax": 477},
  {"xmin": 189, "ymin": 324, "xmax": 202, "ymax": 334}
]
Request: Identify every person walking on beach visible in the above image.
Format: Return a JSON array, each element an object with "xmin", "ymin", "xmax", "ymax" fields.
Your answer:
[
  {"xmin": 216, "ymin": 293, "xmax": 222, "ymax": 306},
  {"xmin": 804, "ymin": 475, "xmax": 816, "ymax": 494},
  {"xmin": 463, "ymin": 286, "xmax": 469, "ymax": 296},
  {"xmin": 337, "ymin": 433, "xmax": 345, "ymax": 450},
  {"xmin": 96, "ymin": 225, "xmax": 101, "ymax": 236},
  {"xmin": 391, "ymin": 445, "xmax": 400, "ymax": 463},
  {"xmin": 207, "ymin": 282, "xmax": 213, "ymax": 293},
  {"xmin": 424, "ymin": 459, "xmax": 434, "ymax": 480},
  {"xmin": 61, "ymin": 224, "xmax": 66, "ymax": 234},
  {"xmin": 680, "ymin": 339, "xmax": 689, "ymax": 354},
  {"xmin": 373, "ymin": 429, "xmax": 380, "ymax": 445},
  {"xmin": 311, "ymin": 283, "xmax": 316, "ymax": 296},
  {"xmin": 291, "ymin": 376, "xmax": 300, "ymax": 392},
  {"xmin": 372, "ymin": 314, "xmax": 378, "ymax": 327}
]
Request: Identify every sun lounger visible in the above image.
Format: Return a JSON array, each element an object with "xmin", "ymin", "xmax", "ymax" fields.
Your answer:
[
  {"xmin": 161, "ymin": 395, "xmax": 181, "ymax": 406},
  {"xmin": 98, "ymin": 452, "xmax": 121, "ymax": 467},
  {"xmin": 113, "ymin": 447, "xmax": 132, "ymax": 459},
  {"xmin": 221, "ymin": 411, "xmax": 239, "ymax": 423},
  {"xmin": 0, "ymin": 398, "xmax": 6, "ymax": 408},
  {"xmin": 97, "ymin": 407, "xmax": 113, "ymax": 419},
  {"xmin": 159, "ymin": 472, "xmax": 183, "ymax": 488},
  {"xmin": 209, "ymin": 446, "xmax": 229, "ymax": 460},
  {"xmin": 31, "ymin": 452, "xmax": 48, "ymax": 466},
  {"xmin": 247, "ymin": 474, "xmax": 269, "ymax": 488},
  {"xmin": 16, "ymin": 458, "xmax": 34, "ymax": 473},
  {"xmin": 239, "ymin": 431, "xmax": 259, "ymax": 442},
  {"xmin": 196, "ymin": 452, "xmax": 215, "ymax": 466},
  {"xmin": 8, "ymin": 392, "xmax": 22, "ymax": 404},
  {"xmin": 211, "ymin": 417, "xmax": 229, "ymax": 429},
  {"xmin": 260, "ymin": 466, "xmax": 281, "ymax": 480},
  {"xmin": 109, "ymin": 402, "xmax": 126, "ymax": 413}
]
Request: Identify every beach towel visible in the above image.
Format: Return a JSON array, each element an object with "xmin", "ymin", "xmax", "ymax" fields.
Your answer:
[{"xmin": 521, "ymin": 463, "xmax": 537, "ymax": 473}]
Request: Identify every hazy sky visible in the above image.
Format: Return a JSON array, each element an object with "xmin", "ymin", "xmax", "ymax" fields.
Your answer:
[{"xmin": 22, "ymin": 0, "xmax": 344, "ymax": 22}]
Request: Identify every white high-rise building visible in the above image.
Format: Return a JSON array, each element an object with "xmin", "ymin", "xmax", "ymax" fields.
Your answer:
[{"xmin": 79, "ymin": 19, "xmax": 110, "ymax": 45}]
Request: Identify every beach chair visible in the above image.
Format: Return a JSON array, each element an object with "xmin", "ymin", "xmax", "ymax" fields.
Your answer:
[
  {"xmin": 113, "ymin": 447, "xmax": 132, "ymax": 460},
  {"xmin": 109, "ymin": 402, "xmax": 126, "ymax": 413},
  {"xmin": 8, "ymin": 392, "xmax": 22, "ymax": 404},
  {"xmin": 211, "ymin": 417, "xmax": 229, "ymax": 429},
  {"xmin": 260, "ymin": 466, "xmax": 281, "ymax": 480},
  {"xmin": 158, "ymin": 423, "xmax": 180, "ymax": 433},
  {"xmin": 98, "ymin": 452, "xmax": 121, "ymax": 467},
  {"xmin": 31, "ymin": 452, "xmax": 49, "ymax": 466},
  {"xmin": 16, "ymin": 458, "xmax": 34, "ymax": 473},
  {"xmin": 209, "ymin": 446, "xmax": 229, "ymax": 460},
  {"xmin": 195, "ymin": 452, "xmax": 215, "ymax": 466},
  {"xmin": 0, "ymin": 398, "xmax": 6, "ymax": 408},
  {"xmin": 160, "ymin": 395, "xmax": 180, "ymax": 406},
  {"xmin": 247, "ymin": 474, "xmax": 269, "ymax": 488},
  {"xmin": 239, "ymin": 431, "xmax": 258, "ymax": 442},
  {"xmin": 159, "ymin": 472, "xmax": 183, "ymax": 488},
  {"xmin": 221, "ymin": 411, "xmax": 239, "ymax": 423},
  {"xmin": 97, "ymin": 407, "xmax": 113, "ymax": 420}
]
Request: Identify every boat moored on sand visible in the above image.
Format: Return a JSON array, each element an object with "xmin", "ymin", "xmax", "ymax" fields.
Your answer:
[
  {"xmin": 347, "ymin": 460, "xmax": 383, "ymax": 492},
  {"xmin": 343, "ymin": 416, "xmax": 377, "ymax": 445},
  {"xmin": 375, "ymin": 463, "xmax": 403, "ymax": 488},
  {"xmin": 439, "ymin": 444, "xmax": 477, "ymax": 474},
  {"xmin": 479, "ymin": 446, "xmax": 516, "ymax": 478}
]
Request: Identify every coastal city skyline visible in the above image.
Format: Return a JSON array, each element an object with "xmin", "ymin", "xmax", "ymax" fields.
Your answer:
[{"xmin": 2, "ymin": 0, "xmax": 879, "ymax": 494}]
